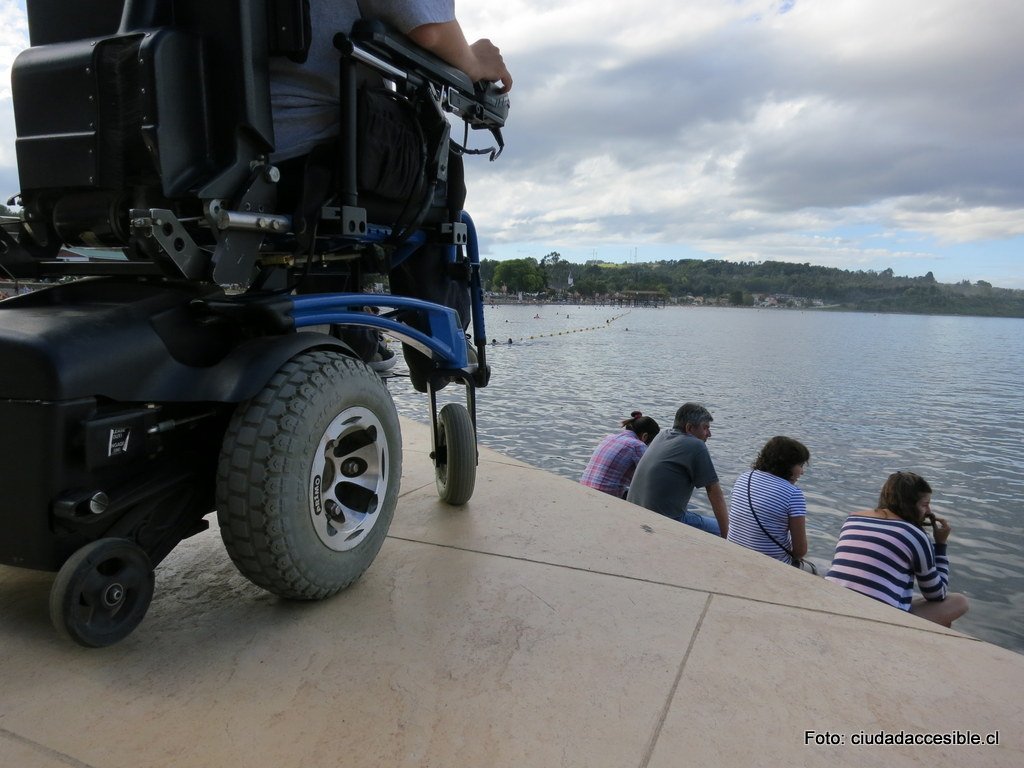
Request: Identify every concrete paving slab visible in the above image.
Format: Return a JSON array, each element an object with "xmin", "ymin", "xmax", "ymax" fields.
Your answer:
[
  {"xmin": 2, "ymin": 534, "xmax": 706, "ymax": 768},
  {"xmin": 0, "ymin": 731, "xmax": 88, "ymax": 768},
  {"xmin": 1, "ymin": 417, "xmax": 1020, "ymax": 768},
  {"xmin": 647, "ymin": 595, "xmax": 1023, "ymax": 768}
]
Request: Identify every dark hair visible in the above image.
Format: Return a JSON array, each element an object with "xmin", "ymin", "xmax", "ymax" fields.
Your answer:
[
  {"xmin": 752, "ymin": 436, "xmax": 810, "ymax": 480},
  {"xmin": 877, "ymin": 471, "xmax": 932, "ymax": 524},
  {"xmin": 623, "ymin": 415, "xmax": 660, "ymax": 439},
  {"xmin": 673, "ymin": 402, "xmax": 712, "ymax": 430}
]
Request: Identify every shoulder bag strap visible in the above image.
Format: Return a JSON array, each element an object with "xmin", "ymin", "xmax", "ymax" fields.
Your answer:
[{"xmin": 746, "ymin": 472, "xmax": 815, "ymax": 573}]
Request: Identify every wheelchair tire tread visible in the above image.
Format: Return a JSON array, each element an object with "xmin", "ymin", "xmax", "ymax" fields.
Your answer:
[{"xmin": 215, "ymin": 351, "xmax": 401, "ymax": 600}]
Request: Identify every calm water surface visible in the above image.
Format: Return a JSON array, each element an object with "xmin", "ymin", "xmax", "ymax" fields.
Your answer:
[{"xmin": 388, "ymin": 304, "xmax": 1024, "ymax": 654}]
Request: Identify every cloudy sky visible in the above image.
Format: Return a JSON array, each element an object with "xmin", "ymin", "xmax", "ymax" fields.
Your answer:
[{"xmin": 1, "ymin": 1, "xmax": 1022, "ymax": 287}]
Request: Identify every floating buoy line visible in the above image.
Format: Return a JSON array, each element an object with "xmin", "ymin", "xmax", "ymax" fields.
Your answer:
[{"xmin": 491, "ymin": 310, "xmax": 631, "ymax": 344}]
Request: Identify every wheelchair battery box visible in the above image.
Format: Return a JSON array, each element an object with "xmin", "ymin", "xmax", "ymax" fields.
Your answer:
[{"xmin": 0, "ymin": 280, "xmax": 233, "ymax": 571}]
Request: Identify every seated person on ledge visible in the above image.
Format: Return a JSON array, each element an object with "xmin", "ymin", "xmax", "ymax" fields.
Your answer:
[
  {"xmin": 727, "ymin": 436, "xmax": 810, "ymax": 565},
  {"xmin": 626, "ymin": 403, "xmax": 729, "ymax": 538},
  {"xmin": 825, "ymin": 471, "xmax": 969, "ymax": 627},
  {"xmin": 580, "ymin": 412, "xmax": 661, "ymax": 499}
]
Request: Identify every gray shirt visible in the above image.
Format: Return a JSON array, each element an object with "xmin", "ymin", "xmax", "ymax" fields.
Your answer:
[
  {"xmin": 269, "ymin": 0, "xmax": 455, "ymax": 160},
  {"xmin": 626, "ymin": 428, "xmax": 718, "ymax": 521}
]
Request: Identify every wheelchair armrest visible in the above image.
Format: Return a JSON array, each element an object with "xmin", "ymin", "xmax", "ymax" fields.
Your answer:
[
  {"xmin": 345, "ymin": 19, "xmax": 509, "ymax": 130},
  {"xmin": 350, "ymin": 19, "xmax": 474, "ymax": 92}
]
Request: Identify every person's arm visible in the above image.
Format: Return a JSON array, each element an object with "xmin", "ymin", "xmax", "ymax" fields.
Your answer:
[
  {"xmin": 407, "ymin": 21, "xmax": 512, "ymax": 91},
  {"xmin": 788, "ymin": 515, "xmax": 808, "ymax": 560},
  {"xmin": 915, "ymin": 520, "xmax": 950, "ymax": 601},
  {"xmin": 705, "ymin": 482, "xmax": 728, "ymax": 538},
  {"xmin": 932, "ymin": 515, "xmax": 952, "ymax": 546}
]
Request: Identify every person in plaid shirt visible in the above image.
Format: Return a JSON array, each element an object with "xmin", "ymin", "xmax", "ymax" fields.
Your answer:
[{"xmin": 580, "ymin": 413, "xmax": 661, "ymax": 498}]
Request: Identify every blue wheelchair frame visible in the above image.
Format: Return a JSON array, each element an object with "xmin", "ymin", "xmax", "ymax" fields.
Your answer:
[{"xmin": 292, "ymin": 211, "xmax": 487, "ymax": 375}]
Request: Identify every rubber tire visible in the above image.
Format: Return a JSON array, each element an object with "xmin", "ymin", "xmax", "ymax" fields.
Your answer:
[
  {"xmin": 435, "ymin": 402, "xmax": 477, "ymax": 506},
  {"xmin": 49, "ymin": 538, "xmax": 155, "ymax": 648},
  {"xmin": 216, "ymin": 350, "xmax": 402, "ymax": 600}
]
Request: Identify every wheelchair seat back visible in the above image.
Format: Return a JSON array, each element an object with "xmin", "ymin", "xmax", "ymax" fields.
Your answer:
[
  {"xmin": 24, "ymin": 0, "xmax": 124, "ymax": 45},
  {"xmin": 13, "ymin": 0, "xmax": 276, "ymax": 256}
]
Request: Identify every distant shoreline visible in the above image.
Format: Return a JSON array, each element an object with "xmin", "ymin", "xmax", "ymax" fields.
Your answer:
[
  {"xmin": 4, "ymin": 282, "xmax": 1019, "ymax": 320},
  {"xmin": 486, "ymin": 297, "xmax": 1024, "ymax": 320}
]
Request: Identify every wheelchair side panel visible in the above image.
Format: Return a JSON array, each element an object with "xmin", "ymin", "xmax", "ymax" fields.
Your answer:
[
  {"xmin": 0, "ymin": 398, "xmax": 95, "ymax": 570},
  {"xmin": 13, "ymin": 39, "xmax": 104, "ymax": 191}
]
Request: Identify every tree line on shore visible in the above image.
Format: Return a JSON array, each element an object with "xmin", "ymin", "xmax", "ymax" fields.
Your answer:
[{"xmin": 481, "ymin": 253, "xmax": 1024, "ymax": 318}]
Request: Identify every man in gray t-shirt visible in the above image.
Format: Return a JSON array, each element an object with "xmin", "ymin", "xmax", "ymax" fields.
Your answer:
[
  {"xmin": 270, "ymin": 1, "xmax": 512, "ymax": 161},
  {"xmin": 626, "ymin": 403, "xmax": 729, "ymax": 537}
]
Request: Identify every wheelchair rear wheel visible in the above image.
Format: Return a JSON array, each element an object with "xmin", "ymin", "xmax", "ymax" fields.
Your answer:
[
  {"xmin": 434, "ymin": 402, "xmax": 477, "ymax": 506},
  {"xmin": 216, "ymin": 350, "xmax": 401, "ymax": 599}
]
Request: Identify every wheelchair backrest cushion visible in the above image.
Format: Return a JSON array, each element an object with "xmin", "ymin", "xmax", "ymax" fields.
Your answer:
[
  {"xmin": 25, "ymin": 0, "xmax": 125, "ymax": 46},
  {"xmin": 14, "ymin": 0, "xmax": 275, "ymax": 200}
]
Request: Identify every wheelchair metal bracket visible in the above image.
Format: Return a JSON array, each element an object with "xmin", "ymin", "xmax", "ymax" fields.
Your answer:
[
  {"xmin": 439, "ymin": 222, "xmax": 468, "ymax": 246},
  {"xmin": 130, "ymin": 208, "xmax": 206, "ymax": 281},
  {"xmin": 321, "ymin": 205, "xmax": 368, "ymax": 237},
  {"xmin": 209, "ymin": 163, "xmax": 279, "ymax": 287},
  {"xmin": 211, "ymin": 205, "xmax": 292, "ymax": 234}
]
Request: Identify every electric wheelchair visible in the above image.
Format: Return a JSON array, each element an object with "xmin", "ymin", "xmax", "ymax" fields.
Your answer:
[{"xmin": 0, "ymin": 0, "xmax": 509, "ymax": 646}]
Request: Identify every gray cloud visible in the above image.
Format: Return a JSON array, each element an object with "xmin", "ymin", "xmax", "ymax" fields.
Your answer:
[{"xmin": 458, "ymin": 0, "xmax": 1024, "ymax": 276}]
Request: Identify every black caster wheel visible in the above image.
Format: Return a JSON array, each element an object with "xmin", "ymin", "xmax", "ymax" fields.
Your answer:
[
  {"xmin": 435, "ymin": 402, "xmax": 477, "ymax": 506},
  {"xmin": 49, "ymin": 538, "xmax": 155, "ymax": 647}
]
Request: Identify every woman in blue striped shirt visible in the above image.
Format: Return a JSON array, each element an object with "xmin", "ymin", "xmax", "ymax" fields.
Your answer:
[
  {"xmin": 825, "ymin": 472, "xmax": 969, "ymax": 627},
  {"xmin": 727, "ymin": 436, "xmax": 810, "ymax": 565}
]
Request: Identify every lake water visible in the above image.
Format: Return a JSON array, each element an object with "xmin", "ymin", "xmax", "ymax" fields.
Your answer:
[{"xmin": 386, "ymin": 303, "xmax": 1024, "ymax": 654}]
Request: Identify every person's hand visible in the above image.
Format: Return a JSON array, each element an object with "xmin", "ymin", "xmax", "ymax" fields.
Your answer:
[
  {"xmin": 932, "ymin": 515, "xmax": 952, "ymax": 545},
  {"xmin": 469, "ymin": 39, "xmax": 512, "ymax": 92}
]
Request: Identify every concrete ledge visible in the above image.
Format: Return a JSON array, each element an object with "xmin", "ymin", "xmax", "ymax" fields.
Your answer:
[{"xmin": 1, "ymin": 417, "xmax": 1021, "ymax": 767}]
